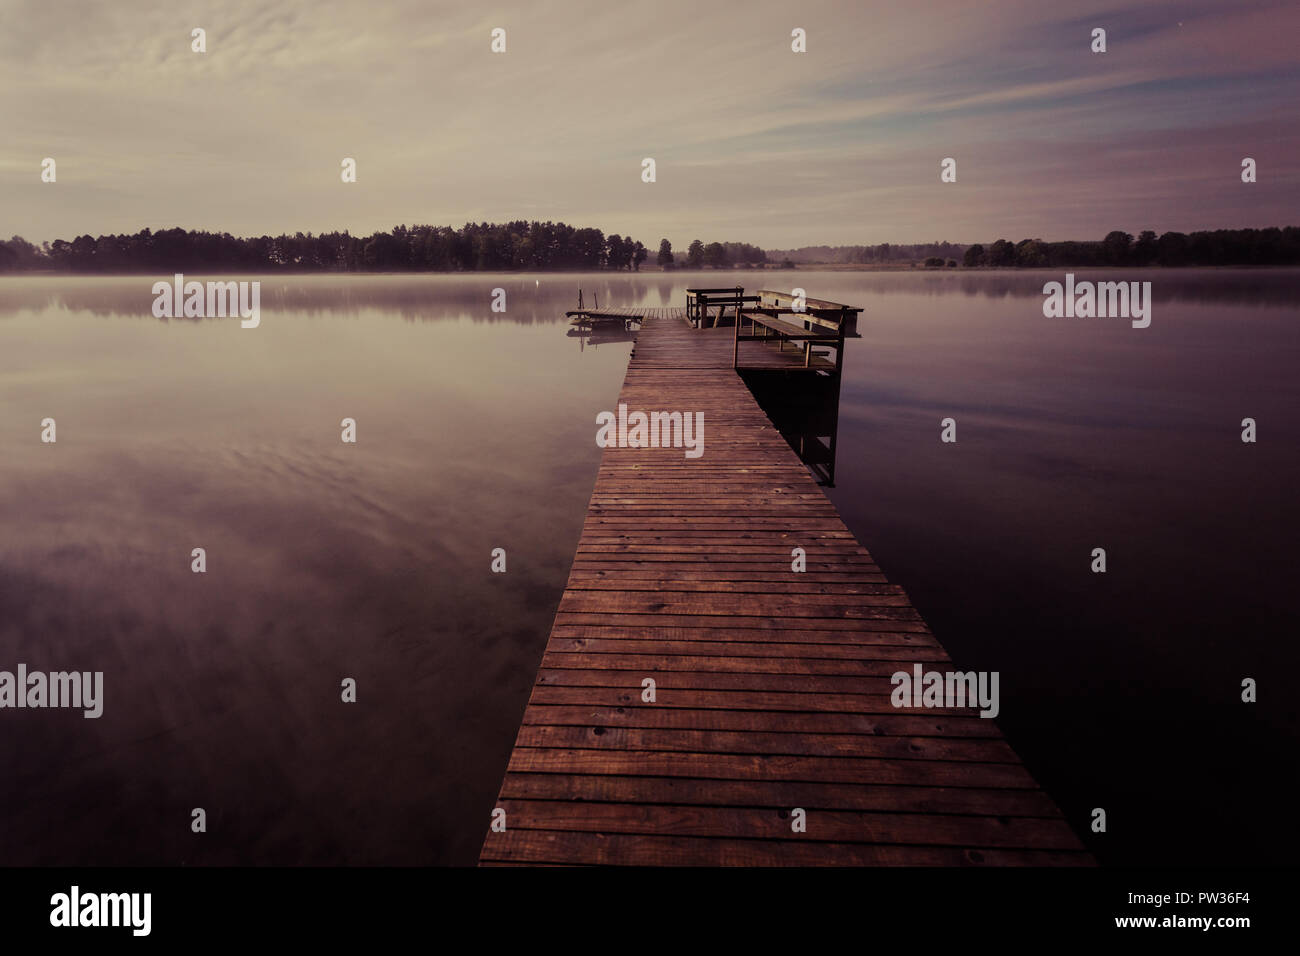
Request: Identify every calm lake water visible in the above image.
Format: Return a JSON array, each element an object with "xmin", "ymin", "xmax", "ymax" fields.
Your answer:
[{"xmin": 1, "ymin": 270, "xmax": 1296, "ymax": 866}]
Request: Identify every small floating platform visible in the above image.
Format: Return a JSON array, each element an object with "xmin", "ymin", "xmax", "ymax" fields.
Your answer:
[{"xmin": 567, "ymin": 307, "xmax": 647, "ymax": 326}]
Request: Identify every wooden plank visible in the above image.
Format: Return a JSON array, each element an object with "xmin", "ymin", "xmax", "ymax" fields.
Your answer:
[
  {"xmin": 504, "ymin": 749, "xmax": 1037, "ymax": 788},
  {"xmin": 493, "ymin": 800, "xmax": 1084, "ymax": 850},
  {"xmin": 537, "ymin": 653, "xmax": 939, "ymax": 677},
  {"xmin": 512, "ymin": 725, "xmax": 1020, "ymax": 762},
  {"xmin": 741, "ymin": 311, "xmax": 842, "ymax": 339},
  {"xmin": 498, "ymin": 774, "xmax": 1065, "ymax": 817},
  {"xmin": 548, "ymin": 625, "xmax": 938, "ymax": 645},
  {"xmin": 523, "ymin": 685, "xmax": 959, "ymax": 714},
  {"xmin": 481, "ymin": 831, "xmax": 1092, "ymax": 867},
  {"xmin": 534, "ymin": 669, "xmax": 953, "ymax": 695},
  {"xmin": 545, "ymin": 638, "xmax": 949, "ymax": 659},
  {"xmin": 516, "ymin": 705, "xmax": 1004, "ymax": 737}
]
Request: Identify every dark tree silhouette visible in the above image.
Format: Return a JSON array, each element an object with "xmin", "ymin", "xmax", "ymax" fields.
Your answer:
[
  {"xmin": 1103, "ymin": 230, "xmax": 1134, "ymax": 266},
  {"xmin": 987, "ymin": 239, "xmax": 1016, "ymax": 267},
  {"xmin": 703, "ymin": 242, "xmax": 728, "ymax": 268},
  {"xmin": 686, "ymin": 239, "xmax": 704, "ymax": 269}
]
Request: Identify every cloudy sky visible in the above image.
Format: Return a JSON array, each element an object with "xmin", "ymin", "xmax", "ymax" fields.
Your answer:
[{"xmin": 2, "ymin": 0, "xmax": 1297, "ymax": 249}]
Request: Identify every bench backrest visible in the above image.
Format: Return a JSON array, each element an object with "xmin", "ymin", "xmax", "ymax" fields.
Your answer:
[{"xmin": 756, "ymin": 290, "xmax": 862, "ymax": 335}]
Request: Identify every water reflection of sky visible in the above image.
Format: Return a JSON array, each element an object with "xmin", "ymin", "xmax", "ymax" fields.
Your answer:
[{"xmin": 1, "ymin": 271, "xmax": 1297, "ymax": 865}]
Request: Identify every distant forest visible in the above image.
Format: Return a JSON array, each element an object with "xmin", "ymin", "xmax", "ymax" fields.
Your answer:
[
  {"xmin": 1, "ymin": 224, "xmax": 1297, "ymax": 272},
  {"xmin": 959, "ymin": 228, "xmax": 1300, "ymax": 267},
  {"xmin": 770, "ymin": 227, "xmax": 1300, "ymax": 268},
  {"xmin": 0, "ymin": 222, "xmax": 657, "ymax": 273},
  {"xmin": 769, "ymin": 241, "xmax": 967, "ymax": 264}
]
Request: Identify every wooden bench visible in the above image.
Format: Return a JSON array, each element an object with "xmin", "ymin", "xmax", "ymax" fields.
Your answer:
[{"xmin": 733, "ymin": 290, "xmax": 862, "ymax": 370}]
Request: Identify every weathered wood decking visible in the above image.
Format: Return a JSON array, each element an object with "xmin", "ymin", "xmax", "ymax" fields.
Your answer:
[
  {"xmin": 566, "ymin": 306, "xmax": 651, "ymax": 324},
  {"xmin": 481, "ymin": 312, "xmax": 1090, "ymax": 865}
]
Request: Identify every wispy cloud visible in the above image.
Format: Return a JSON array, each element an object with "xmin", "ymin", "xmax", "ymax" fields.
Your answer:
[{"xmin": 1, "ymin": 0, "xmax": 1296, "ymax": 247}]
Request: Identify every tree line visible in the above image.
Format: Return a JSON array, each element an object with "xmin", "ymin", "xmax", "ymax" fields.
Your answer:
[
  {"xmin": 2, "ymin": 225, "xmax": 1297, "ymax": 273},
  {"xmin": 656, "ymin": 239, "xmax": 766, "ymax": 269},
  {"xmin": 758, "ymin": 229, "xmax": 1300, "ymax": 268},
  {"xmin": 769, "ymin": 241, "xmax": 965, "ymax": 264},
  {"xmin": 769, "ymin": 240, "xmax": 967, "ymax": 264},
  {"xmin": 961, "ymin": 228, "xmax": 1300, "ymax": 268},
  {"xmin": 0, "ymin": 223, "xmax": 652, "ymax": 273}
]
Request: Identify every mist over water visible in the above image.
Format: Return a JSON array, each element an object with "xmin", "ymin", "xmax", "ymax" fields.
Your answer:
[{"xmin": 1, "ymin": 270, "xmax": 1296, "ymax": 865}]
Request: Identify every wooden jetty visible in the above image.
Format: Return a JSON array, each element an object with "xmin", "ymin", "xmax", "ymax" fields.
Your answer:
[{"xmin": 481, "ymin": 295, "xmax": 1090, "ymax": 866}]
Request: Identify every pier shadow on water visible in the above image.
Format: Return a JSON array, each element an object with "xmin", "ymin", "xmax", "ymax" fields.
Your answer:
[{"xmin": 741, "ymin": 369, "xmax": 843, "ymax": 486}]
